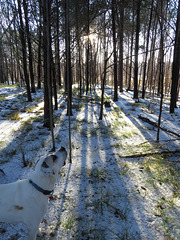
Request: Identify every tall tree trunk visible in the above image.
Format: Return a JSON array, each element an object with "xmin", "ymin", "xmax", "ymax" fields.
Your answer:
[
  {"xmin": 127, "ymin": 1, "xmax": 135, "ymax": 91},
  {"xmin": 133, "ymin": 0, "xmax": 141, "ymax": 100},
  {"xmin": 43, "ymin": 0, "xmax": 55, "ymax": 149},
  {"xmin": 142, "ymin": 0, "xmax": 153, "ymax": 98},
  {"xmin": 51, "ymin": 50, "xmax": 58, "ymax": 110},
  {"xmin": 43, "ymin": 0, "xmax": 52, "ymax": 128},
  {"xmin": 65, "ymin": 0, "xmax": 72, "ymax": 163},
  {"xmin": 112, "ymin": 0, "xmax": 118, "ymax": 101},
  {"xmin": 23, "ymin": 0, "xmax": 36, "ymax": 93},
  {"xmin": 37, "ymin": 0, "xmax": 42, "ymax": 89},
  {"xmin": 86, "ymin": 0, "xmax": 90, "ymax": 95},
  {"xmin": 17, "ymin": 0, "xmax": 32, "ymax": 102},
  {"xmin": 148, "ymin": 16, "xmax": 157, "ymax": 94},
  {"xmin": 65, "ymin": 0, "xmax": 72, "ymax": 116},
  {"xmin": 170, "ymin": 0, "xmax": 180, "ymax": 113},
  {"xmin": 99, "ymin": 53, "xmax": 108, "ymax": 120},
  {"xmin": 119, "ymin": 0, "xmax": 124, "ymax": 92},
  {"xmin": 75, "ymin": 1, "xmax": 82, "ymax": 97},
  {"xmin": 55, "ymin": 0, "xmax": 61, "ymax": 88},
  {"xmin": 99, "ymin": 15, "xmax": 108, "ymax": 120},
  {"xmin": 157, "ymin": 0, "xmax": 166, "ymax": 142}
]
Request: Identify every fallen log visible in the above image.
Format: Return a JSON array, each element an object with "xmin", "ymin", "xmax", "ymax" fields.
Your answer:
[{"xmin": 138, "ymin": 114, "xmax": 180, "ymax": 137}]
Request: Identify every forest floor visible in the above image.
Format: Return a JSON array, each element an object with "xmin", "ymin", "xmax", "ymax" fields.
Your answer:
[{"xmin": 0, "ymin": 85, "xmax": 179, "ymax": 240}]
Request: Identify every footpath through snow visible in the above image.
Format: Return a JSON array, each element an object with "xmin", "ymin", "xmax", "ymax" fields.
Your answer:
[{"xmin": 0, "ymin": 86, "xmax": 179, "ymax": 240}]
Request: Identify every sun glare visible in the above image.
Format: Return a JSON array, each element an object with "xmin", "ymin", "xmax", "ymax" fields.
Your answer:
[{"xmin": 88, "ymin": 33, "xmax": 98, "ymax": 43}]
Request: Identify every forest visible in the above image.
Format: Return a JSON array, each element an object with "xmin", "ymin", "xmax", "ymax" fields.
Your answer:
[{"xmin": 0, "ymin": 0, "xmax": 180, "ymax": 239}]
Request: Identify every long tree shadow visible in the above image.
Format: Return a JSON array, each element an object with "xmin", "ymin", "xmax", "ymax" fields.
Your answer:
[
  {"xmin": 103, "ymin": 89, "xmax": 180, "ymax": 238},
  {"xmin": 74, "ymin": 94, "xmax": 144, "ymax": 239},
  {"xmin": 109, "ymin": 90, "xmax": 180, "ymax": 149}
]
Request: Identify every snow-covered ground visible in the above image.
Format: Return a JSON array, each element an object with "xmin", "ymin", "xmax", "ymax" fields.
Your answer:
[{"xmin": 0, "ymin": 86, "xmax": 179, "ymax": 240}]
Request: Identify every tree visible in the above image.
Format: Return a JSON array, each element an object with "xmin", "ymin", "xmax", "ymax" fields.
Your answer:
[
  {"xmin": 133, "ymin": 0, "xmax": 141, "ymax": 100},
  {"xmin": 118, "ymin": 0, "xmax": 124, "ymax": 92},
  {"xmin": 42, "ymin": 0, "xmax": 55, "ymax": 149},
  {"xmin": 99, "ymin": 15, "xmax": 108, "ymax": 120},
  {"xmin": 127, "ymin": 0, "xmax": 135, "ymax": 91},
  {"xmin": 37, "ymin": 0, "xmax": 42, "ymax": 89},
  {"xmin": 170, "ymin": 0, "xmax": 180, "ymax": 113},
  {"xmin": 86, "ymin": 0, "xmax": 90, "ymax": 95},
  {"xmin": 17, "ymin": 0, "xmax": 32, "ymax": 102},
  {"xmin": 156, "ymin": 0, "xmax": 166, "ymax": 142},
  {"xmin": 142, "ymin": 0, "xmax": 154, "ymax": 99},
  {"xmin": 75, "ymin": 0, "xmax": 82, "ymax": 97},
  {"xmin": 23, "ymin": 0, "xmax": 36, "ymax": 93},
  {"xmin": 55, "ymin": 0, "xmax": 61, "ymax": 88},
  {"xmin": 65, "ymin": 0, "xmax": 72, "ymax": 116},
  {"xmin": 112, "ymin": 0, "xmax": 118, "ymax": 101}
]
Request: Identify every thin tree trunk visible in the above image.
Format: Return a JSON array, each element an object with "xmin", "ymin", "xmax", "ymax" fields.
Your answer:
[
  {"xmin": 17, "ymin": 0, "xmax": 32, "ymax": 102},
  {"xmin": 55, "ymin": 0, "xmax": 61, "ymax": 88},
  {"xmin": 86, "ymin": 0, "xmax": 90, "ymax": 95},
  {"xmin": 99, "ymin": 17, "xmax": 108, "ymax": 120},
  {"xmin": 142, "ymin": 0, "xmax": 153, "ymax": 98},
  {"xmin": 157, "ymin": 1, "xmax": 165, "ymax": 142},
  {"xmin": 51, "ymin": 50, "xmax": 58, "ymax": 110},
  {"xmin": 119, "ymin": 0, "xmax": 124, "ymax": 92},
  {"xmin": 23, "ymin": 0, "xmax": 36, "ymax": 93},
  {"xmin": 45, "ymin": 0, "xmax": 55, "ymax": 149},
  {"xmin": 170, "ymin": 0, "xmax": 180, "ymax": 113},
  {"xmin": 133, "ymin": 0, "xmax": 141, "ymax": 100},
  {"xmin": 65, "ymin": 0, "xmax": 72, "ymax": 116},
  {"xmin": 75, "ymin": 1, "xmax": 82, "ymax": 97},
  {"xmin": 65, "ymin": 0, "xmax": 72, "ymax": 163},
  {"xmin": 112, "ymin": 0, "xmax": 118, "ymax": 101},
  {"xmin": 37, "ymin": 0, "xmax": 42, "ymax": 89},
  {"xmin": 127, "ymin": 0, "xmax": 134, "ymax": 91},
  {"xmin": 99, "ymin": 53, "xmax": 109, "ymax": 120}
]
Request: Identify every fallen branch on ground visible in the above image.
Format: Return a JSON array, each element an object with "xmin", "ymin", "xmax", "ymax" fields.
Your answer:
[
  {"xmin": 0, "ymin": 169, "xmax": 5, "ymax": 175},
  {"xmin": 138, "ymin": 114, "xmax": 180, "ymax": 137},
  {"xmin": 118, "ymin": 150, "xmax": 180, "ymax": 158}
]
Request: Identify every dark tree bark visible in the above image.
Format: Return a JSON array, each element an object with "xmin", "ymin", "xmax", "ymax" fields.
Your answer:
[
  {"xmin": 55, "ymin": 0, "xmax": 61, "ymax": 88},
  {"xmin": 156, "ymin": 0, "xmax": 166, "ymax": 142},
  {"xmin": 37, "ymin": 0, "xmax": 42, "ymax": 89},
  {"xmin": 23, "ymin": 0, "xmax": 36, "ymax": 93},
  {"xmin": 75, "ymin": 1, "xmax": 82, "ymax": 97},
  {"xmin": 119, "ymin": 0, "xmax": 124, "ymax": 92},
  {"xmin": 157, "ymin": 32, "xmax": 164, "ymax": 142},
  {"xmin": 127, "ymin": 1, "xmax": 135, "ymax": 91},
  {"xmin": 65, "ymin": 0, "xmax": 72, "ymax": 116},
  {"xmin": 133, "ymin": 0, "xmax": 141, "ymax": 100},
  {"xmin": 65, "ymin": 0, "xmax": 72, "ymax": 163},
  {"xmin": 99, "ymin": 16, "xmax": 108, "ymax": 121},
  {"xmin": 142, "ymin": 0, "xmax": 154, "ymax": 99},
  {"xmin": 42, "ymin": 0, "xmax": 55, "ymax": 149},
  {"xmin": 112, "ymin": 0, "xmax": 118, "ymax": 101},
  {"xmin": 86, "ymin": 0, "xmax": 90, "ymax": 95},
  {"xmin": 17, "ymin": 0, "xmax": 32, "ymax": 102},
  {"xmin": 0, "ymin": 40, "xmax": 4, "ymax": 83},
  {"xmin": 51, "ymin": 50, "xmax": 58, "ymax": 110},
  {"xmin": 43, "ymin": 0, "xmax": 49, "ymax": 127},
  {"xmin": 170, "ymin": 0, "xmax": 180, "ymax": 113},
  {"xmin": 99, "ymin": 53, "xmax": 108, "ymax": 120}
]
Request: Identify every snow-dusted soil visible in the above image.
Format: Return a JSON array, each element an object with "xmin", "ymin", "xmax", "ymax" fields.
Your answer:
[{"xmin": 0, "ymin": 86, "xmax": 179, "ymax": 240}]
